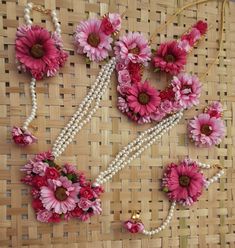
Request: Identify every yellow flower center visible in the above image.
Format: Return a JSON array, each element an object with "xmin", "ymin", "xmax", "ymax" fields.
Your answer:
[
  {"xmin": 129, "ymin": 46, "xmax": 140, "ymax": 55},
  {"xmin": 138, "ymin": 92, "xmax": 150, "ymax": 105},
  {"xmin": 164, "ymin": 54, "xmax": 176, "ymax": 62},
  {"xmin": 87, "ymin": 32, "xmax": 100, "ymax": 47}
]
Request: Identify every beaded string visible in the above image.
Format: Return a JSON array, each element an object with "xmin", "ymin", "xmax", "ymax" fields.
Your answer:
[{"xmin": 22, "ymin": 3, "xmax": 62, "ymax": 132}]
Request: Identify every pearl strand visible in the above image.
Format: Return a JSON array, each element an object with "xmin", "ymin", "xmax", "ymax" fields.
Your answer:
[
  {"xmin": 22, "ymin": 78, "xmax": 37, "ymax": 131},
  {"xmin": 142, "ymin": 201, "xmax": 176, "ymax": 236},
  {"xmin": 94, "ymin": 111, "xmax": 184, "ymax": 185},
  {"xmin": 52, "ymin": 58, "xmax": 116, "ymax": 158}
]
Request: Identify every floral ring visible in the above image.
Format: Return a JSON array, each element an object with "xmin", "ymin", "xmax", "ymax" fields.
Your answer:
[
  {"xmin": 114, "ymin": 21, "xmax": 207, "ymax": 124},
  {"xmin": 21, "ymin": 151, "xmax": 104, "ymax": 223}
]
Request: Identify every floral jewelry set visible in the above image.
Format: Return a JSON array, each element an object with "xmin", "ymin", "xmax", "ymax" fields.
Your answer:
[{"xmin": 12, "ymin": 0, "xmax": 227, "ymax": 236}]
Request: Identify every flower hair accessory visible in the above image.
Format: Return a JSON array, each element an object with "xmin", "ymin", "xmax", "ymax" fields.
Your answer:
[
  {"xmin": 152, "ymin": 20, "xmax": 208, "ymax": 75},
  {"xmin": 21, "ymin": 151, "xmax": 103, "ymax": 223},
  {"xmin": 188, "ymin": 101, "xmax": 226, "ymax": 147},
  {"xmin": 12, "ymin": 3, "xmax": 68, "ymax": 146},
  {"xmin": 114, "ymin": 21, "xmax": 205, "ymax": 124},
  {"xmin": 124, "ymin": 159, "xmax": 224, "ymax": 235},
  {"xmin": 74, "ymin": 13, "xmax": 122, "ymax": 62}
]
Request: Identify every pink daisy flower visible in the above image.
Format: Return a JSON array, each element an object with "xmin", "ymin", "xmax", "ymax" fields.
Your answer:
[
  {"xmin": 188, "ymin": 113, "xmax": 225, "ymax": 147},
  {"xmin": 74, "ymin": 19, "xmax": 113, "ymax": 62},
  {"xmin": 40, "ymin": 176, "xmax": 81, "ymax": 214},
  {"xmin": 204, "ymin": 101, "xmax": 223, "ymax": 118},
  {"xmin": 152, "ymin": 40, "xmax": 187, "ymax": 75},
  {"xmin": 15, "ymin": 25, "xmax": 68, "ymax": 80},
  {"xmin": 127, "ymin": 81, "xmax": 161, "ymax": 116},
  {"xmin": 172, "ymin": 73, "xmax": 202, "ymax": 109},
  {"xmin": 12, "ymin": 126, "xmax": 37, "ymax": 146},
  {"xmin": 162, "ymin": 160, "xmax": 205, "ymax": 206},
  {"xmin": 114, "ymin": 32, "xmax": 151, "ymax": 64}
]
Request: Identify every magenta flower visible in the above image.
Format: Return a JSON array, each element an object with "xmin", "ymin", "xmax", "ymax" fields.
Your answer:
[
  {"xmin": 172, "ymin": 73, "xmax": 202, "ymax": 109},
  {"xmin": 40, "ymin": 176, "xmax": 81, "ymax": 214},
  {"xmin": 74, "ymin": 19, "xmax": 112, "ymax": 62},
  {"xmin": 100, "ymin": 13, "xmax": 121, "ymax": 35},
  {"xmin": 188, "ymin": 113, "xmax": 225, "ymax": 147},
  {"xmin": 15, "ymin": 25, "xmax": 68, "ymax": 80},
  {"xmin": 162, "ymin": 160, "xmax": 205, "ymax": 206},
  {"xmin": 127, "ymin": 81, "xmax": 160, "ymax": 116},
  {"xmin": 204, "ymin": 101, "xmax": 223, "ymax": 118},
  {"xmin": 124, "ymin": 219, "xmax": 144, "ymax": 233},
  {"xmin": 114, "ymin": 32, "xmax": 151, "ymax": 64},
  {"xmin": 152, "ymin": 40, "xmax": 187, "ymax": 75},
  {"xmin": 12, "ymin": 126, "xmax": 37, "ymax": 146}
]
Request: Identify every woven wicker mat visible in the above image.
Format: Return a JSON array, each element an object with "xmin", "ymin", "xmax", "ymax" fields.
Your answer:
[{"xmin": 0, "ymin": 0, "xmax": 234, "ymax": 247}]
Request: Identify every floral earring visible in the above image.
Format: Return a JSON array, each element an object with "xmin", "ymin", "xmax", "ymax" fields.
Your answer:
[
  {"xmin": 74, "ymin": 13, "xmax": 122, "ymax": 62},
  {"xmin": 188, "ymin": 101, "xmax": 226, "ymax": 147},
  {"xmin": 152, "ymin": 21, "xmax": 208, "ymax": 75},
  {"xmin": 12, "ymin": 3, "xmax": 68, "ymax": 146}
]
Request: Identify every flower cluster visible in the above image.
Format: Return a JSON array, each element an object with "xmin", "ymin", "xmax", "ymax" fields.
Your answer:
[
  {"xmin": 74, "ymin": 13, "xmax": 121, "ymax": 62},
  {"xmin": 188, "ymin": 101, "xmax": 225, "ymax": 147},
  {"xmin": 15, "ymin": 25, "xmax": 68, "ymax": 80},
  {"xmin": 12, "ymin": 126, "xmax": 37, "ymax": 146},
  {"xmin": 116, "ymin": 60, "xmax": 201, "ymax": 124},
  {"xmin": 152, "ymin": 20, "xmax": 208, "ymax": 75},
  {"xmin": 21, "ymin": 151, "xmax": 104, "ymax": 223},
  {"xmin": 124, "ymin": 219, "xmax": 144, "ymax": 234},
  {"xmin": 162, "ymin": 159, "xmax": 206, "ymax": 206}
]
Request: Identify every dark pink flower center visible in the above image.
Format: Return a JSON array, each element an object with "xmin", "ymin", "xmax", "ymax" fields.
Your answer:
[
  {"xmin": 87, "ymin": 32, "xmax": 100, "ymax": 47},
  {"xmin": 200, "ymin": 124, "xmax": 213, "ymax": 136},
  {"xmin": 30, "ymin": 44, "xmax": 44, "ymax": 58},
  {"xmin": 164, "ymin": 54, "xmax": 176, "ymax": 62},
  {"xmin": 138, "ymin": 92, "xmax": 150, "ymax": 105},
  {"xmin": 179, "ymin": 175, "xmax": 190, "ymax": 187},
  {"xmin": 129, "ymin": 46, "xmax": 140, "ymax": 55},
  {"xmin": 55, "ymin": 187, "xmax": 68, "ymax": 201}
]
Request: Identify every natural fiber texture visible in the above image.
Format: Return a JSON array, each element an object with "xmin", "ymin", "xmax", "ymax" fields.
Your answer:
[{"xmin": 0, "ymin": 0, "xmax": 234, "ymax": 247}]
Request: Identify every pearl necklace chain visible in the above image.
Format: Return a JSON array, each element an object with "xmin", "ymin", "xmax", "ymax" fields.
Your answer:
[
  {"xmin": 52, "ymin": 57, "xmax": 116, "ymax": 157},
  {"xmin": 22, "ymin": 3, "xmax": 62, "ymax": 131}
]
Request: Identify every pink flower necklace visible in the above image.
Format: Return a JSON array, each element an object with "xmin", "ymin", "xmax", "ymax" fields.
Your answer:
[
  {"xmin": 20, "ymin": 0, "xmax": 226, "ymax": 229},
  {"xmin": 12, "ymin": 3, "xmax": 68, "ymax": 146},
  {"xmin": 115, "ymin": 20, "xmax": 207, "ymax": 124}
]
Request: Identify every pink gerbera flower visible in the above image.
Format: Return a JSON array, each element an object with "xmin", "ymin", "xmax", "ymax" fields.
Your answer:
[
  {"xmin": 74, "ymin": 19, "xmax": 112, "ymax": 62},
  {"xmin": 188, "ymin": 113, "xmax": 225, "ymax": 147},
  {"xmin": 162, "ymin": 160, "xmax": 205, "ymax": 206},
  {"xmin": 172, "ymin": 73, "xmax": 202, "ymax": 109},
  {"xmin": 114, "ymin": 32, "xmax": 151, "ymax": 64},
  {"xmin": 127, "ymin": 81, "xmax": 160, "ymax": 116},
  {"xmin": 40, "ymin": 176, "xmax": 81, "ymax": 214},
  {"xmin": 152, "ymin": 40, "xmax": 187, "ymax": 75},
  {"xmin": 15, "ymin": 25, "xmax": 67, "ymax": 80}
]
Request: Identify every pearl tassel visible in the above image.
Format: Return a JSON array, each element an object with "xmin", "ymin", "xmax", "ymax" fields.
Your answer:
[
  {"xmin": 22, "ymin": 78, "xmax": 37, "ymax": 131},
  {"xmin": 52, "ymin": 57, "xmax": 116, "ymax": 158}
]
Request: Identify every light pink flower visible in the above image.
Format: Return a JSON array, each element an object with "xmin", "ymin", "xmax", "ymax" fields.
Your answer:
[
  {"xmin": 74, "ymin": 19, "xmax": 112, "ymax": 62},
  {"xmin": 40, "ymin": 176, "xmax": 80, "ymax": 214},
  {"xmin": 188, "ymin": 113, "xmax": 225, "ymax": 147},
  {"xmin": 205, "ymin": 101, "xmax": 223, "ymax": 118},
  {"xmin": 127, "ymin": 81, "xmax": 160, "ymax": 116},
  {"xmin": 117, "ymin": 97, "xmax": 129, "ymax": 113},
  {"xmin": 114, "ymin": 32, "xmax": 151, "ymax": 64},
  {"xmin": 12, "ymin": 126, "xmax": 37, "ymax": 146},
  {"xmin": 152, "ymin": 40, "xmax": 187, "ymax": 75},
  {"xmin": 36, "ymin": 209, "xmax": 53, "ymax": 223},
  {"xmin": 177, "ymin": 39, "xmax": 191, "ymax": 52},
  {"xmin": 124, "ymin": 219, "xmax": 144, "ymax": 233},
  {"xmin": 15, "ymin": 25, "xmax": 67, "ymax": 80},
  {"xmin": 162, "ymin": 160, "xmax": 205, "ymax": 206},
  {"xmin": 172, "ymin": 73, "xmax": 202, "ymax": 109},
  {"xmin": 34, "ymin": 151, "xmax": 54, "ymax": 162},
  {"xmin": 77, "ymin": 197, "xmax": 93, "ymax": 211},
  {"xmin": 32, "ymin": 161, "xmax": 48, "ymax": 176},
  {"xmin": 91, "ymin": 199, "xmax": 102, "ymax": 215},
  {"xmin": 160, "ymin": 100, "xmax": 173, "ymax": 114},
  {"xmin": 118, "ymin": 69, "xmax": 131, "ymax": 85},
  {"xmin": 181, "ymin": 28, "xmax": 201, "ymax": 47},
  {"xmin": 150, "ymin": 108, "xmax": 166, "ymax": 122},
  {"xmin": 116, "ymin": 60, "xmax": 127, "ymax": 71}
]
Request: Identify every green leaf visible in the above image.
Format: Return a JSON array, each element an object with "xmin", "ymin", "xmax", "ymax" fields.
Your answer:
[
  {"xmin": 43, "ymin": 159, "xmax": 56, "ymax": 167},
  {"xmin": 162, "ymin": 187, "xmax": 169, "ymax": 193},
  {"xmin": 154, "ymin": 67, "xmax": 161, "ymax": 73}
]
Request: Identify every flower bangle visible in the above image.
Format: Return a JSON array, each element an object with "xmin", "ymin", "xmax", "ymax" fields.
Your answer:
[{"xmin": 124, "ymin": 159, "xmax": 225, "ymax": 235}]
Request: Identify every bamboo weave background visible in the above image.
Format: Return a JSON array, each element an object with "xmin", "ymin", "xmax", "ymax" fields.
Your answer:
[{"xmin": 0, "ymin": 0, "xmax": 234, "ymax": 247}]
